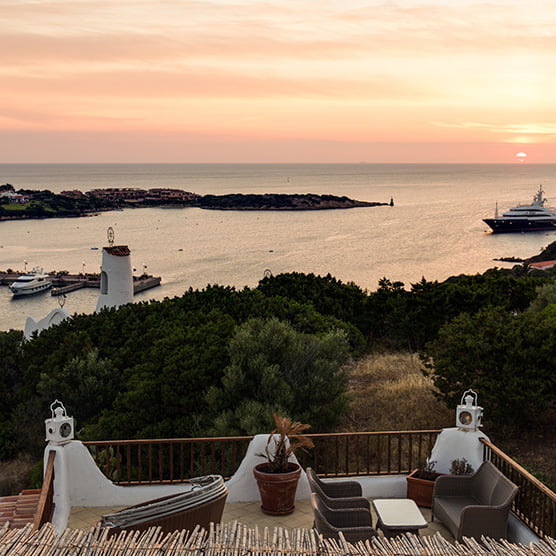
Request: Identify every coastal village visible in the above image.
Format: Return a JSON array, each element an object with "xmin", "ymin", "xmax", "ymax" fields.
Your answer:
[{"xmin": 0, "ymin": 184, "xmax": 388, "ymax": 220}]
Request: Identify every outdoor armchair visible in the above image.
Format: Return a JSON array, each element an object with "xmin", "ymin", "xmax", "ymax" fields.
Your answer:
[
  {"xmin": 432, "ymin": 460, "xmax": 518, "ymax": 541},
  {"xmin": 307, "ymin": 472, "xmax": 370, "ymax": 510},
  {"xmin": 306, "ymin": 467, "xmax": 364, "ymax": 499},
  {"xmin": 310, "ymin": 493, "xmax": 377, "ymax": 543}
]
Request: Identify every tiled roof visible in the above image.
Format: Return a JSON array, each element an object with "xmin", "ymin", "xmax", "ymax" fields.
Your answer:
[
  {"xmin": 529, "ymin": 260, "xmax": 556, "ymax": 269},
  {"xmin": 105, "ymin": 245, "xmax": 131, "ymax": 256},
  {"xmin": 0, "ymin": 490, "xmax": 41, "ymax": 529}
]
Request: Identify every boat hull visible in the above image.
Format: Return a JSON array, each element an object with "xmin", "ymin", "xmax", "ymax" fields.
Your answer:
[
  {"xmin": 100, "ymin": 475, "xmax": 228, "ymax": 534},
  {"xmin": 483, "ymin": 218, "xmax": 556, "ymax": 233},
  {"xmin": 10, "ymin": 281, "xmax": 52, "ymax": 296}
]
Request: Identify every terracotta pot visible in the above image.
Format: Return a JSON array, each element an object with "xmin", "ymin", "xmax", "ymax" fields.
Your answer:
[
  {"xmin": 253, "ymin": 462, "xmax": 301, "ymax": 515},
  {"xmin": 406, "ymin": 468, "xmax": 443, "ymax": 508}
]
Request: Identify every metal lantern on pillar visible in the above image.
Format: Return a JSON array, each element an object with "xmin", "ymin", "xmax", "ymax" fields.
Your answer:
[
  {"xmin": 456, "ymin": 389, "xmax": 483, "ymax": 431},
  {"xmin": 45, "ymin": 399, "xmax": 74, "ymax": 444}
]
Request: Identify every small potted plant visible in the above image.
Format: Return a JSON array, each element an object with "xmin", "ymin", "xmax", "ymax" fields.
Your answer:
[
  {"xmin": 407, "ymin": 458, "xmax": 475, "ymax": 507},
  {"xmin": 449, "ymin": 458, "xmax": 474, "ymax": 476},
  {"xmin": 253, "ymin": 413, "xmax": 314, "ymax": 515},
  {"xmin": 406, "ymin": 459, "xmax": 441, "ymax": 508}
]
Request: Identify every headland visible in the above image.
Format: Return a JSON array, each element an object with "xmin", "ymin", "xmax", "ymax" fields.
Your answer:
[{"xmin": 0, "ymin": 184, "xmax": 390, "ymax": 221}]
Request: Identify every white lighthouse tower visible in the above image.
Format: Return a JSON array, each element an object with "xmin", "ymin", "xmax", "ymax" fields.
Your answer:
[{"xmin": 95, "ymin": 227, "xmax": 134, "ymax": 312}]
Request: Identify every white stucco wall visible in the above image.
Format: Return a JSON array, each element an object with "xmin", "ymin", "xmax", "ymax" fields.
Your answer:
[
  {"xmin": 95, "ymin": 247, "xmax": 133, "ymax": 312},
  {"xmin": 46, "ymin": 442, "xmax": 192, "ymax": 533},
  {"xmin": 24, "ymin": 308, "xmax": 71, "ymax": 340},
  {"xmin": 427, "ymin": 427, "xmax": 489, "ymax": 475}
]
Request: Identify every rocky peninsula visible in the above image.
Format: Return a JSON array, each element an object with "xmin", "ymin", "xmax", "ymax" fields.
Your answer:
[
  {"xmin": 0, "ymin": 184, "xmax": 390, "ymax": 220},
  {"xmin": 197, "ymin": 193, "xmax": 389, "ymax": 211}
]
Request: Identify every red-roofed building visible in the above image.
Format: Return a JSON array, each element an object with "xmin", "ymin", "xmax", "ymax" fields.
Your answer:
[{"xmin": 529, "ymin": 260, "xmax": 556, "ymax": 271}]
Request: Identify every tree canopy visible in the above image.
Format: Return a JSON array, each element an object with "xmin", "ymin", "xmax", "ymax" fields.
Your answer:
[{"xmin": 0, "ymin": 267, "xmax": 553, "ymax": 460}]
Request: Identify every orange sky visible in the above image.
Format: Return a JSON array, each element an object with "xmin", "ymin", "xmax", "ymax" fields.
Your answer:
[{"xmin": 1, "ymin": 1, "xmax": 555, "ymax": 163}]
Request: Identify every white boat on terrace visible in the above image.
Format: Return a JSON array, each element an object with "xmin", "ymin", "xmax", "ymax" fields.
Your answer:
[
  {"xmin": 99, "ymin": 474, "xmax": 228, "ymax": 534},
  {"xmin": 9, "ymin": 267, "xmax": 52, "ymax": 296}
]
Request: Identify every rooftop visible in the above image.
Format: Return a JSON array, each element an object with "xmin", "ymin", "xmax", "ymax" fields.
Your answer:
[{"xmin": 68, "ymin": 499, "xmax": 450, "ymax": 538}]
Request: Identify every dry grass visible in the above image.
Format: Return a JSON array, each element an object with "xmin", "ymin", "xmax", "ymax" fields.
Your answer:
[
  {"xmin": 341, "ymin": 352, "xmax": 453, "ymax": 432},
  {"xmin": 0, "ymin": 453, "xmax": 36, "ymax": 496},
  {"xmin": 340, "ymin": 352, "xmax": 556, "ymax": 489}
]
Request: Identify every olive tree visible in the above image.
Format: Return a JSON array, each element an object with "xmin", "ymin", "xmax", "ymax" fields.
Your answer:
[{"xmin": 205, "ymin": 317, "xmax": 350, "ymax": 435}]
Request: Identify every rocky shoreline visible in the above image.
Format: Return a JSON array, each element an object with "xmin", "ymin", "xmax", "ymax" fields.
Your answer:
[{"xmin": 196, "ymin": 193, "xmax": 390, "ymax": 211}]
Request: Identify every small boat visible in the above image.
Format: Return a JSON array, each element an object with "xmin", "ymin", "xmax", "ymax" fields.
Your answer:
[
  {"xmin": 483, "ymin": 186, "xmax": 556, "ymax": 233},
  {"xmin": 100, "ymin": 475, "xmax": 228, "ymax": 535},
  {"xmin": 9, "ymin": 268, "xmax": 53, "ymax": 296}
]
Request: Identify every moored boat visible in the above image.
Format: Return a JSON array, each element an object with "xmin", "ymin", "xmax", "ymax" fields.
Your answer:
[
  {"xmin": 483, "ymin": 186, "xmax": 556, "ymax": 233},
  {"xmin": 9, "ymin": 268, "xmax": 53, "ymax": 296}
]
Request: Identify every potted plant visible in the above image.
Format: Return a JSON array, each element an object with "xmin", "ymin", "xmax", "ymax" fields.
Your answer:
[
  {"xmin": 253, "ymin": 413, "xmax": 314, "ymax": 515},
  {"xmin": 449, "ymin": 458, "xmax": 474, "ymax": 476},
  {"xmin": 406, "ymin": 460, "xmax": 441, "ymax": 508},
  {"xmin": 407, "ymin": 458, "xmax": 475, "ymax": 508}
]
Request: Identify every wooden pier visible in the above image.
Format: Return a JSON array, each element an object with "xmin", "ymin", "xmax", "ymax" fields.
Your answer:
[
  {"xmin": 133, "ymin": 276, "xmax": 162, "ymax": 293},
  {"xmin": 50, "ymin": 278, "xmax": 98, "ymax": 296}
]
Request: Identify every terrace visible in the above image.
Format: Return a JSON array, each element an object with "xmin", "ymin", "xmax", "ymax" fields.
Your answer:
[
  {"xmin": 2, "ymin": 397, "xmax": 552, "ymax": 555},
  {"xmin": 27, "ymin": 428, "xmax": 552, "ymax": 546}
]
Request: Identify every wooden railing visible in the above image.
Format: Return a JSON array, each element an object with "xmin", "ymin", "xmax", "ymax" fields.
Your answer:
[
  {"xmin": 32, "ymin": 451, "xmax": 56, "ymax": 531},
  {"xmin": 482, "ymin": 438, "xmax": 556, "ymax": 540},
  {"xmin": 83, "ymin": 430, "xmax": 440, "ymax": 485},
  {"xmin": 84, "ymin": 436, "xmax": 254, "ymax": 485},
  {"xmin": 83, "ymin": 431, "xmax": 556, "ymax": 540},
  {"xmin": 300, "ymin": 430, "xmax": 440, "ymax": 477}
]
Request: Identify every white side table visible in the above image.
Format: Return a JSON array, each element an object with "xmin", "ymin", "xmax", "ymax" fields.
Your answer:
[{"xmin": 372, "ymin": 498, "xmax": 427, "ymax": 538}]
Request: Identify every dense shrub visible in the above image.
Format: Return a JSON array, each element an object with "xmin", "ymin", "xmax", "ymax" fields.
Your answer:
[{"xmin": 423, "ymin": 305, "xmax": 556, "ymax": 427}]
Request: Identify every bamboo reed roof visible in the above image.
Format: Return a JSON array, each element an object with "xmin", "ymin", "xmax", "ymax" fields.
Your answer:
[{"xmin": 0, "ymin": 522, "xmax": 554, "ymax": 556}]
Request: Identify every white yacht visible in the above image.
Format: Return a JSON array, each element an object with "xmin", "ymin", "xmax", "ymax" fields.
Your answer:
[
  {"xmin": 9, "ymin": 268, "xmax": 53, "ymax": 296},
  {"xmin": 483, "ymin": 186, "xmax": 556, "ymax": 233}
]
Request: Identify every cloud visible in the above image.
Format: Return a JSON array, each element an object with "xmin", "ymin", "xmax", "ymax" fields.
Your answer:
[
  {"xmin": 433, "ymin": 121, "xmax": 556, "ymax": 135},
  {"xmin": 2, "ymin": 0, "xmax": 556, "ymax": 160}
]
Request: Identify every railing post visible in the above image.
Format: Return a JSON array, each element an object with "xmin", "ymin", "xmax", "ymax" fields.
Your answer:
[{"xmin": 32, "ymin": 451, "xmax": 56, "ymax": 530}]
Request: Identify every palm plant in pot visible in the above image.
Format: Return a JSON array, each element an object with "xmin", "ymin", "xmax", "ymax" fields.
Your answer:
[{"xmin": 253, "ymin": 413, "xmax": 314, "ymax": 515}]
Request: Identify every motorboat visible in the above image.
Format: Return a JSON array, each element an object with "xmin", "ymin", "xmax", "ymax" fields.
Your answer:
[
  {"xmin": 483, "ymin": 186, "xmax": 556, "ymax": 233},
  {"xmin": 9, "ymin": 268, "xmax": 53, "ymax": 296}
]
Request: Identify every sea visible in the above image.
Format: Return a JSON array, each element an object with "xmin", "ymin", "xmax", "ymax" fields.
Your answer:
[{"xmin": 1, "ymin": 163, "xmax": 555, "ymax": 332}]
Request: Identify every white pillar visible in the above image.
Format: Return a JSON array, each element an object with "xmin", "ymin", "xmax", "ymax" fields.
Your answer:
[{"xmin": 96, "ymin": 245, "xmax": 133, "ymax": 312}]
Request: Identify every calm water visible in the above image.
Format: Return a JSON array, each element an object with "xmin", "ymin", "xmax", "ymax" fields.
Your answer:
[{"xmin": 1, "ymin": 163, "xmax": 555, "ymax": 331}]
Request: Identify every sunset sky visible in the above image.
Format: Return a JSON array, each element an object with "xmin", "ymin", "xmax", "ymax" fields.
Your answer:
[{"xmin": 1, "ymin": 0, "xmax": 555, "ymax": 163}]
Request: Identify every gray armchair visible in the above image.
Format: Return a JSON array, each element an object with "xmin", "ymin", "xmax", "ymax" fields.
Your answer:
[
  {"xmin": 306, "ymin": 467, "xmax": 369, "ymax": 510},
  {"xmin": 432, "ymin": 461, "xmax": 518, "ymax": 541},
  {"xmin": 310, "ymin": 493, "xmax": 377, "ymax": 543}
]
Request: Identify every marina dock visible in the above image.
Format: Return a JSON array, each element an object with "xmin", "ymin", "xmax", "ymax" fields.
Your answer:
[{"xmin": 0, "ymin": 272, "xmax": 161, "ymax": 296}]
